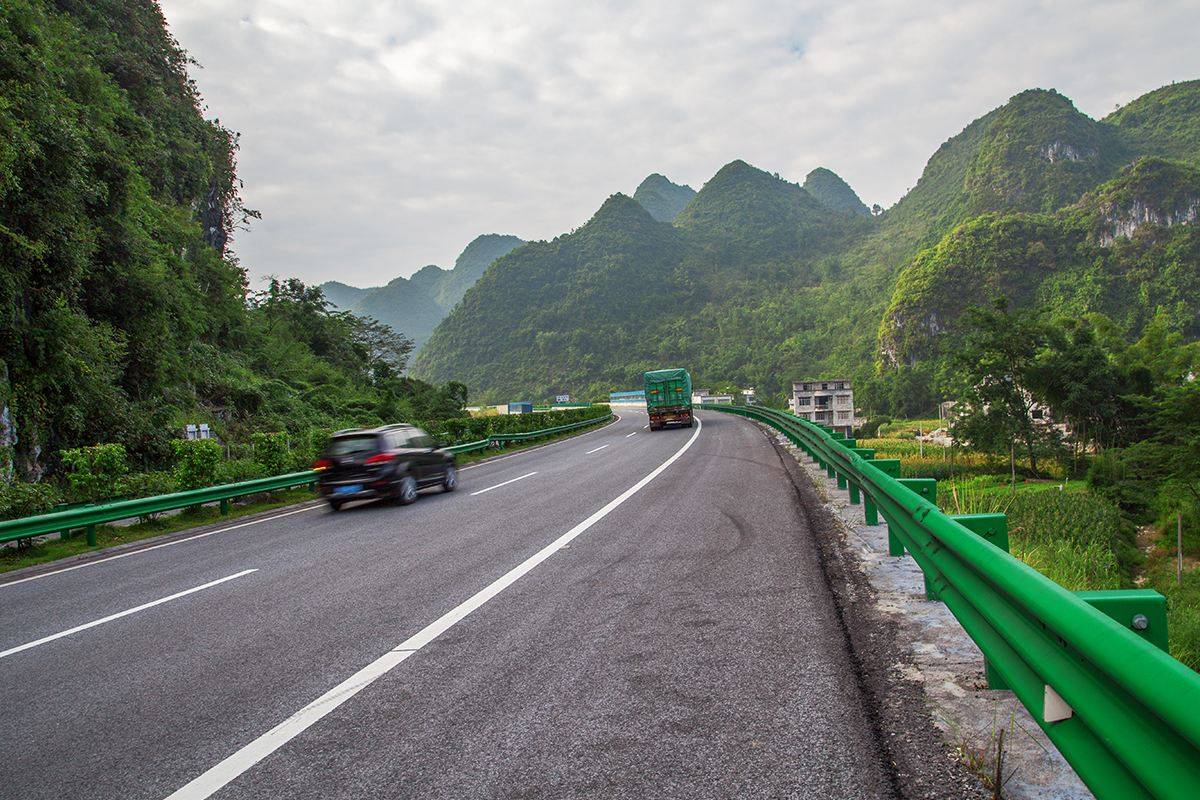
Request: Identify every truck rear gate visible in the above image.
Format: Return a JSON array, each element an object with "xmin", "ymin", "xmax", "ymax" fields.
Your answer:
[{"xmin": 644, "ymin": 368, "xmax": 694, "ymax": 431}]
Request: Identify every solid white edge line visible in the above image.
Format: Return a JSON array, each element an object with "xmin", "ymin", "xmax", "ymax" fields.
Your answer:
[
  {"xmin": 468, "ymin": 471, "xmax": 538, "ymax": 496},
  {"xmin": 0, "ymin": 507, "xmax": 320, "ymax": 591},
  {"xmin": 0, "ymin": 569, "xmax": 258, "ymax": 660},
  {"xmin": 164, "ymin": 416, "xmax": 703, "ymax": 800},
  {"xmin": 585, "ymin": 444, "xmax": 609, "ymax": 454}
]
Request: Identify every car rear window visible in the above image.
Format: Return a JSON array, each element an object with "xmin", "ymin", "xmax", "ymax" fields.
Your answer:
[{"xmin": 327, "ymin": 435, "xmax": 379, "ymax": 456}]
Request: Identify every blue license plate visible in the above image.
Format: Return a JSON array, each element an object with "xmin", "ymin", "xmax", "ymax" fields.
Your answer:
[{"xmin": 334, "ymin": 484, "xmax": 362, "ymax": 495}]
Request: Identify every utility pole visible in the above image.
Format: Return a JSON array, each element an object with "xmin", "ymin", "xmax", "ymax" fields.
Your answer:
[{"xmin": 1179, "ymin": 511, "xmax": 1185, "ymax": 586}]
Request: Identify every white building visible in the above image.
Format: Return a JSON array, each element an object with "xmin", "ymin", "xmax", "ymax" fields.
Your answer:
[{"xmin": 789, "ymin": 379, "xmax": 862, "ymax": 436}]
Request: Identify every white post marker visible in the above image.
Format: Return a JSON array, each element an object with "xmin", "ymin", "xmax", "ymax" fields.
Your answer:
[
  {"xmin": 164, "ymin": 418, "xmax": 703, "ymax": 800},
  {"xmin": 0, "ymin": 569, "xmax": 258, "ymax": 660},
  {"xmin": 469, "ymin": 471, "xmax": 538, "ymax": 496}
]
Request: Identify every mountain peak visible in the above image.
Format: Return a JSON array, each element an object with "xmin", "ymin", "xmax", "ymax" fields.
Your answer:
[
  {"xmin": 1105, "ymin": 79, "xmax": 1200, "ymax": 166},
  {"xmin": 592, "ymin": 192, "xmax": 656, "ymax": 222},
  {"xmin": 803, "ymin": 167, "xmax": 870, "ymax": 216},
  {"xmin": 632, "ymin": 174, "xmax": 696, "ymax": 221},
  {"xmin": 962, "ymin": 87, "xmax": 1127, "ymax": 213}
]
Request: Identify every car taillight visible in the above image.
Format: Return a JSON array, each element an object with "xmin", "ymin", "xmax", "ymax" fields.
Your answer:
[
  {"xmin": 313, "ymin": 458, "xmax": 332, "ymax": 471},
  {"xmin": 364, "ymin": 452, "xmax": 396, "ymax": 465}
]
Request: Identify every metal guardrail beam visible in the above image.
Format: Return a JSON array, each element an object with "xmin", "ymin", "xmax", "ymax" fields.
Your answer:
[
  {"xmin": 699, "ymin": 403, "xmax": 1200, "ymax": 800},
  {"xmin": 0, "ymin": 413, "xmax": 613, "ymax": 546}
]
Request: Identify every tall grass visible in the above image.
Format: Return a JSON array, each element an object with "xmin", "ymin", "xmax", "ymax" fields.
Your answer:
[{"xmin": 934, "ymin": 478, "xmax": 1134, "ymax": 590}]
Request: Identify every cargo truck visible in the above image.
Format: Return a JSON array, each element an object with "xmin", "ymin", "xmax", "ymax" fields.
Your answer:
[{"xmin": 644, "ymin": 368, "xmax": 694, "ymax": 431}]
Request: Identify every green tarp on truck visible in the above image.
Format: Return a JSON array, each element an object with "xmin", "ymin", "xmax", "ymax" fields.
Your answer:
[{"xmin": 644, "ymin": 368, "xmax": 694, "ymax": 430}]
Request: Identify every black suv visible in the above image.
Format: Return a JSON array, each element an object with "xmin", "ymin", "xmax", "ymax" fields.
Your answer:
[{"xmin": 313, "ymin": 424, "xmax": 458, "ymax": 511}]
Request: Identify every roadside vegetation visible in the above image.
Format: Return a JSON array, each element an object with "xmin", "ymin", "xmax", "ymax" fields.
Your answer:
[{"xmin": 859, "ymin": 303, "xmax": 1200, "ymax": 669}]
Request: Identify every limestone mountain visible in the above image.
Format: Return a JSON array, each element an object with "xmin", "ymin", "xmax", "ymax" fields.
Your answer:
[
  {"xmin": 414, "ymin": 81, "xmax": 1200, "ymax": 406},
  {"xmin": 320, "ymin": 281, "xmax": 371, "ymax": 311},
  {"xmin": 632, "ymin": 174, "xmax": 697, "ymax": 221},
  {"xmin": 321, "ymin": 234, "xmax": 524, "ymax": 349},
  {"xmin": 803, "ymin": 168, "xmax": 870, "ymax": 216},
  {"xmin": 879, "ymin": 155, "xmax": 1200, "ymax": 366}
]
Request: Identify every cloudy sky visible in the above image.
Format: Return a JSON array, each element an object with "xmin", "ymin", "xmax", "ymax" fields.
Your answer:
[{"xmin": 159, "ymin": 0, "xmax": 1200, "ymax": 288}]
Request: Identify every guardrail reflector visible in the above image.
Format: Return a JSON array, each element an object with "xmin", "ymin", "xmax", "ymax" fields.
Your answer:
[{"xmin": 1044, "ymin": 685, "xmax": 1074, "ymax": 723}]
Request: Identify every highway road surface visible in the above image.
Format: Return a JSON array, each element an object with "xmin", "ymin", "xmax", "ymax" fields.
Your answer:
[{"xmin": 0, "ymin": 410, "xmax": 898, "ymax": 799}]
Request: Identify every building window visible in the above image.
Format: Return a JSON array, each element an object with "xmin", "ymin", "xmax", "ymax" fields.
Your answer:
[
  {"xmin": 837, "ymin": 411, "xmax": 850, "ymax": 421},
  {"xmin": 797, "ymin": 396, "xmax": 811, "ymax": 406}
]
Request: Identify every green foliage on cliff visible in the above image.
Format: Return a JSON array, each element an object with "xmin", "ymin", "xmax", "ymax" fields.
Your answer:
[
  {"xmin": 881, "ymin": 157, "xmax": 1200, "ymax": 365},
  {"xmin": 0, "ymin": 0, "xmax": 466, "ymax": 480},
  {"xmin": 1105, "ymin": 80, "xmax": 1200, "ymax": 166}
]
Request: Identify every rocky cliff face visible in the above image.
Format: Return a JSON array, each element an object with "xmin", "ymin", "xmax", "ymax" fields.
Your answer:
[{"xmin": 1098, "ymin": 198, "xmax": 1199, "ymax": 244}]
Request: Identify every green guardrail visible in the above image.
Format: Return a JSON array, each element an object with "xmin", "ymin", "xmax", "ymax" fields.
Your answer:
[
  {"xmin": 445, "ymin": 413, "xmax": 613, "ymax": 453},
  {"xmin": 0, "ymin": 471, "xmax": 318, "ymax": 548},
  {"xmin": 0, "ymin": 413, "xmax": 614, "ymax": 549},
  {"xmin": 699, "ymin": 403, "xmax": 1200, "ymax": 800}
]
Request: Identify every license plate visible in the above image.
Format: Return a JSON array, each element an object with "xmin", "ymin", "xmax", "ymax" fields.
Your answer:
[{"xmin": 334, "ymin": 484, "xmax": 362, "ymax": 495}]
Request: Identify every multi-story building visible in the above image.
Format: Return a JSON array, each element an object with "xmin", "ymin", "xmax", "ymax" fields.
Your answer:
[{"xmin": 789, "ymin": 378, "xmax": 861, "ymax": 436}]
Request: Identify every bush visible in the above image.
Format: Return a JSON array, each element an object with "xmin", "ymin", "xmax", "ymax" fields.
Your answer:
[
  {"xmin": 219, "ymin": 458, "xmax": 266, "ymax": 485},
  {"xmin": 59, "ymin": 443, "xmax": 129, "ymax": 503},
  {"xmin": 857, "ymin": 417, "xmax": 890, "ymax": 439},
  {"xmin": 422, "ymin": 404, "xmax": 610, "ymax": 445},
  {"xmin": 116, "ymin": 471, "xmax": 178, "ymax": 500},
  {"xmin": 250, "ymin": 432, "xmax": 292, "ymax": 476},
  {"xmin": 171, "ymin": 439, "xmax": 223, "ymax": 490},
  {"xmin": 0, "ymin": 481, "xmax": 62, "ymax": 522}
]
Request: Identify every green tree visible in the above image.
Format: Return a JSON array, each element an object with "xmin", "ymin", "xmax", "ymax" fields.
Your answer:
[{"xmin": 946, "ymin": 301, "xmax": 1055, "ymax": 479}]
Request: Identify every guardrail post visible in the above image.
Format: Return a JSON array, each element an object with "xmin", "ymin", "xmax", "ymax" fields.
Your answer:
[
  {"xmin": 863, "ymin": 459, "xmax": 901, "ymax": 526},
  {"xmin": 983, "ymin": 589, "xmax": 1170, "ymax": 692},
  {"xmin": 931, "ymin": 513, "xmax": 1010, "ymax": 605},
  {"xmin": 892, "ymin": 478, "xmax": 936, "ymax": 557},
  {"xmin": 219, "ymin": 499, "xmax": 230, "ymax": 515},
  {"xmin": 950, "ymin": 513, "xmax": 1009, "ymax": 552},
  {"xmin": 86, "ymin": 524, "xmax": 96, "ymax": 547},
  {"xmin": 846, "ymin": 449, "xmax": 875, "ymax": 505}
]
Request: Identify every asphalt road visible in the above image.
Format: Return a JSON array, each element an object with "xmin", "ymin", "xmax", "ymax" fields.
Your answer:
[{"xmin": 0, "ymin": 410, "xmax": 894, "ymax": 799}]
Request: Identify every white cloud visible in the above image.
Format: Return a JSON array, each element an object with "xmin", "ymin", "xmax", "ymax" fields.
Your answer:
[{"xmin": 159, "ymin": 0, "xmax": 1200, "ymax": 287}]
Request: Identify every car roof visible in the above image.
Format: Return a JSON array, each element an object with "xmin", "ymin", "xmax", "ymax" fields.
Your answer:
[{"xmin": 330, "ymin": 424, "xmax": 420, "ymax": 438}]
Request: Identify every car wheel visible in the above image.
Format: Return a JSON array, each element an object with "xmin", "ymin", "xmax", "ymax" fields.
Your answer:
[
  {"xmin": 442, "ymin": 464, "xmax": 458, "ymax": 492},
  {"xmin": 396, "ymin": 475, "xmax": 419, "ymax": 505},
  {"xmin": 328, "ymin": 499, "xmax": 343, "ymax": 512}
]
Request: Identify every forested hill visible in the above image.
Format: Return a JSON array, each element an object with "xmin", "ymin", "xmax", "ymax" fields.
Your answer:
[
  {"xmin": 803, "ymin": 168, "xmax": 871, "ymax": 216},
  {"xmin": 632, "ymin": 174, "xmax": 696, "ymax": 221},
  {"xmin": 320, "ymin": 233, "xmax": 525, "ymax": 350},
  {"xmin": 0, "ymin": 0, "xmax": 465, "ymax": 481},
  {"xmin": 414, "ymin": 81, "xmax": 1200, "ymax": 409}
]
